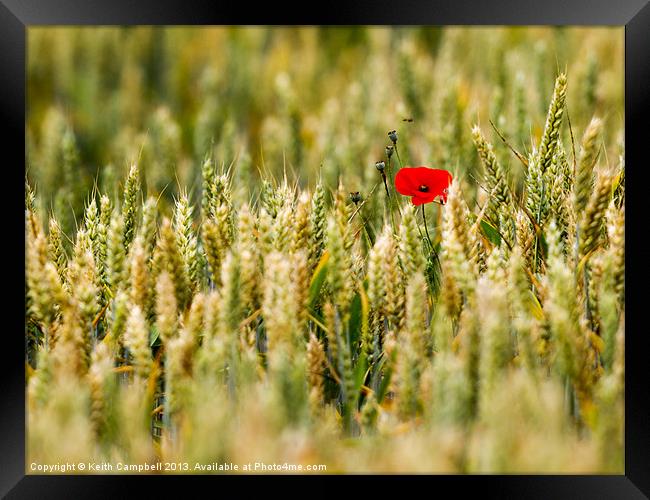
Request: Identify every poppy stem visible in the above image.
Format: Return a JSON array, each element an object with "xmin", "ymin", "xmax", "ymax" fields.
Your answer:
[
  {"xmin": 381, "ymin": 172, "xmax": 390, "ymax": 199},
  {"xmin": 422, "ymin": 204, "xmax": 433, "ymax": 248},
  {"xmin": 394, "ymin": 144, "xmax": 403, "ymax": 170},
  {"xmin": 385, "ymin": 157, "xmax": 403, "ymax": 218},
  {"xmin": 381, "ymin": 170, "xmax": 399, "ymax": 234},
  {"xmin": 388, "ymin": 202, "xmax": 398, "ymax": 236}
]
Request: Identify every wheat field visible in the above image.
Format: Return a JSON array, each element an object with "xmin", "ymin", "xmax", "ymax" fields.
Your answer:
[{"xmin": 25, "ymin": 27, "xmax": 624, "ymax": 473}]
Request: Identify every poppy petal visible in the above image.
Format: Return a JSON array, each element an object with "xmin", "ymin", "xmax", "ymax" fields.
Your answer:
[
  {"xmin": 411, "ymin": 193, "xmax": 436, "ymax": 206},
  {"xmin": 394, "ymin": 167, "xmax": 452, "ymax": 206},
  {"xmin": 394, "ymin": 168, "xmax": 420, "ymax": 196},
  {"xmin": 419, "ymin": 168, "xmax": 453, "ymax": 195}
]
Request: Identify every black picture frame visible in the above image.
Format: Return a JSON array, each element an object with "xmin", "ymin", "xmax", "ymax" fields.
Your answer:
[{"xmin": 4, "ymin": 0, "xmax": 649, "ymax": 497}]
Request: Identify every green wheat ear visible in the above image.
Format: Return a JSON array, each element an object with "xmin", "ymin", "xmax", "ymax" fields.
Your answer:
[
  {"xmin": 48, "ymin": 217, "xmax": 68, "ymax": 284},
  {"xmin": 307, "ymin": 332, "xmax": 326, "ymax": 413},
  {"xmin": 471, "ymin": 124, "xmax": 512, "ymax": 223},
  {"xmin": 399, "ymin": 207, "xmax": 426, "ymax": 280},
  {"xmin": 153, "ymin": 217, "xmax": 191, "ymax": 311},
  {"xmin": 366, "ymin": 228, "xmax": 388, "ymax": 364},
  {"xmin": 106, "ymin": 211, "xmax": 128, "ymax": 295},
  {"xmin": 95, "ymin": 195, "xmax": 112, "ymax": 301},
  {"xmin": 574, "ymin": 117, "xmax": 603, "ymax": 217},
  {"xmin": 537, "ymin": 73, "xmax": 567, "ymax": 175},
  {"xmin": 129, "ymin": 235, "xmax": 150, "ymax": 317},
  {"xmin": 579, "ymin": 169, "xmax": 613, "ymax": 261},
  {"xmin": 326, "ymin": 214, "xmax": 354, "ymax": 319},
  {"xmin": 124, "ymin": 305, "xmax": 152, "ymax": 383},
  {"xmin": 121, "ymin": 164, "xmax": 140, "ymax": 252},
  {"xmin": 308, "ymin": 179, "xmax": 327, "ymax": 272},
  {"xmin": 155, "ymin": 270, "xmax": 178, "ymax": 346},
  {"xmin": 173, "ymin": 192, "xmax": 200, "ymax": 292},
  {"xmin": 200, "ymin": 154, "xmax": 216, "ymax": 218},
  {"xmin": 139, "ymin": 196, "xmax": 158, "ymax": 271}
]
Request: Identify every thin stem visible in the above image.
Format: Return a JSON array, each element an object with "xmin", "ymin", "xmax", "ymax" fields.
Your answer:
[
  {"xmin": 420, "ymin": 203, "xmax": 441, "ymax": 301},
  {"xmin": 388, "ymin": 204, "xmax": 398, "ymax": 236},
  {"xmin": 347, "ymin": 182, "xmax": 379, "ymax": 224},
  {"xmin": 386, "ymin": 155, "xmax": 403, "ymax": 218},
  {"xmin": 381, "ymin": 172, "xmax": 390, "ymax": 199},
  {"xmin": 380, "ymin": 171, "xmax": 398, "ymax": 234},
  {"xmin": 489, "ymin": 118, "xmax": 528, "ymax": 168},
  {"xmin": 393, "ymin": 192, "xmax": 403, "ymax": 218},
  {"xmin": 352, "ymin": 201, "xmax": 374, "ymax": 250},
  {"xmin": 422, "ymin": 204, "xmax": 433, "ymax": 248},
  {"xmin": 394, "ymin": 144, "xmax": 403, "ymax": 170},
  {"xmin": 412, "ymin": 206, "xmax": 426, "ymax": 242}
]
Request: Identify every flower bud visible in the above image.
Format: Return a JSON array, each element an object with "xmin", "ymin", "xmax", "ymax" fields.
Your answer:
[
  {"xmin": 385, "ymin": 145, "xmax": 394, "ymax": 159},
  {"xmin": 388, "ymin": 130, "xmax": 398, "ymax": 144},
  {"xmin": 349, "ymin": 191, "xmax": 362, "ymax": 204},
  {"xmin": 375, "ymin": 161, "xmax": 386, "ymax": 172}
]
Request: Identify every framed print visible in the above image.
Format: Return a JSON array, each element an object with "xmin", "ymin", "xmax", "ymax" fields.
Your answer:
[{"xmin": 3, "ymin": 0, "xmax": 649, "ymax": 496}]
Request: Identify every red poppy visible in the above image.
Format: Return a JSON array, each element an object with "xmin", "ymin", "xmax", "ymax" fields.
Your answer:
[{"xmin": 394, "ymin": 167, "xmax": 453, "ymax": 206}]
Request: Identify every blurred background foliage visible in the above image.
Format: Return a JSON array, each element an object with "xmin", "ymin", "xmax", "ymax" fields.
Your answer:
[{"xmin": 27, "ymin": 26, "xmax": 623, "ymax": 238}]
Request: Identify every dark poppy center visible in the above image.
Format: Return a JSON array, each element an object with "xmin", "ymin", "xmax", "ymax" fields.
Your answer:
[{"xmin": 418, "ymin": 184, "xmax": 429, "ymax": 192}]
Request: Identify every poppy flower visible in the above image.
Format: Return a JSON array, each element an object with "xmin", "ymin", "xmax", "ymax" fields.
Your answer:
[{"xmin": 394, "ymin": 166, "xmax": 453, "ymax": 206}]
